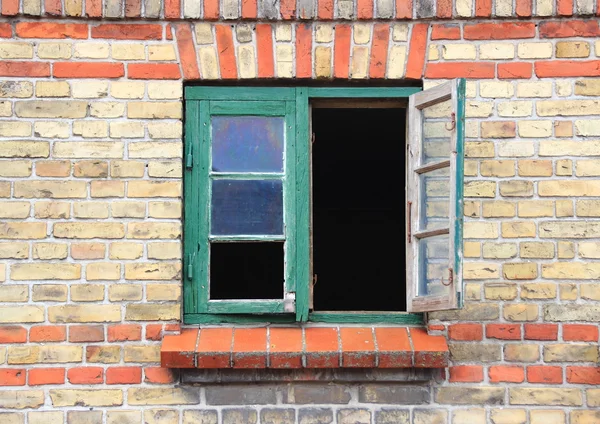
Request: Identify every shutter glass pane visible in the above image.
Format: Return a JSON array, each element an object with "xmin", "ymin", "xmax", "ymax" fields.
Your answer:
[
  {"xmin": 422, "ymin": 98, "xmax": 452, "ymax": 164},
  {"xmin": 211, "ymin": 179, "xmax": 283, "ymax": 235},
  {"xmin": 418, "ymin": 234, "xmax": 451, "ymax": 297},
  {"xmin": 419, "ymin": 167, "xmax": 450, "ymax": 231},
  {"xmin": 212, "ymin": 116, "xmax": 285, "ymax": 173}
]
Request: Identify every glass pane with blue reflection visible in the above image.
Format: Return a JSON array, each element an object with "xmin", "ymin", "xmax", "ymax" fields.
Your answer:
[
  {"xmin": 211, "ymin": 179, "xmax": 283, "ymax": 235},
  {"xmin": 211, "ymin": 116, "xmax": 285, "ymax": 173}
]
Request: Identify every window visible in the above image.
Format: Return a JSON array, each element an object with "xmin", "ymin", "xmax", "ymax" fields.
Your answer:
[{"xmin": 184, "ymin": 81, "xmax": 466, "ymax": 324}]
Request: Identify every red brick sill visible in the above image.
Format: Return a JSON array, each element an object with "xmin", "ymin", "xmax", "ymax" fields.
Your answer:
[{"xmin": 161, "ymin": 326, "xmax": 448, "ymax": 369}]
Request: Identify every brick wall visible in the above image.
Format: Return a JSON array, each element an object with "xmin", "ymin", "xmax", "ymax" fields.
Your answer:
[{"xmin": 1, "ymin": 1, "xmax": 600, "ymax": 422}]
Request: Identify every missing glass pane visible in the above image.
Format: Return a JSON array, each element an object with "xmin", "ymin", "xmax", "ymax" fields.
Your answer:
[
  {"xmin": 312, "ymin": 107, "xmax": 406, "ymax": 312},
  {"xmin": 210, "ymin": 242, "xmax": 284, "ymax": 300}
]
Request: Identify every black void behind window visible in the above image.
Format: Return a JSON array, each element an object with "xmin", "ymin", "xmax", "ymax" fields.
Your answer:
[{"xmin": 312, "ymin": 106, "xmax": 407, "ymax": 312}]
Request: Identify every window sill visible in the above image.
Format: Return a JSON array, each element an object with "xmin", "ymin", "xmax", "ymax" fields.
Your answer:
[{"xmin": 161, "ymin": 326, "xmax": 448, "ymax": 370}]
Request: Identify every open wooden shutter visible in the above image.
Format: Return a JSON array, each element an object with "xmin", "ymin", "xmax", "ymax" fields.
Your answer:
[{"xmin": 406, "ymin": 79, "xmax": 466, "ymax": 313}]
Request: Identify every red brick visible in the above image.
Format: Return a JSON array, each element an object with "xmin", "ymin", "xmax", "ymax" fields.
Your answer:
[
  {"xmin": 436, "ymin": 0, "xmax": 452, "ymax": 18},
  {"xmin": 178, "ymin": 26, "xmax": 201, "ymax": 79},
  {"xmin": 498, "ymin": 63, "xmax": 532, "ymax": 79},
  {"xmin": 375, "ymin": 327, "xmax": 412, "ymax": 368},
  {"xmin": 91, "ymin": 24, "xmax": 162, "ymax": 40},
  {"xmin": 54, "ymin": 62, "xmax": 124, "ymax": 79},
  {"xmin": 146, "ymin": 324, "xmax": 163, "ymax": 341},
  {"xmin": 69, "ymin": 325, "xmax": 104, "ymax": 343},
  {"xmin": 269, "ymin": 327, "xmax": 302, "ymax": 369},
  {"xmin": 535, "ymin": 60, "xmax": 600, "ymax": 77},
  {"xmin": 448, "ymin": 324, "xmax": 483, "ymax": 341},
  {"xmin": 369, "ymin": 23, "xmax": 389, "ymax": 79},
  {"xmin": 215, "ymin": 24, "xmax": 237, "ymax": 79},
  {"xmin": 489, "ymin": 365, "xmax": 524, "ymax": 383},
  {"xmin": 67, "ymin": 367, "xmax": 103, "ymax": 384},
  {"xmin": 86, "ymin": 0, "xmax": 102, "ymax": 17},
  {"xmin": 486, "ymin": 324, "xmax": 521, "ymax": 340},
  {"xmin": 524, "ymin": 324, "xmax": 558, "ymax": 341},
  {"xmin": 161, "ymin": 329, "xmax": 198, "ymax": 368},
  {"xmin": 428, "ymin": 324, "xmax": 445, "ymax": 332},
  {"xmin": 30, "ymin": 325, "xmax": 66, "ymax": 343},
  {"xmin": 144, "ymin": 366, "xmax": 177, "ymax": 384},
  {"xmin": 426, "ymin": 62, "xmax": 496, "ymax": 79},
  {"xmin": 128, "ymin": 63, "xmax": 181, "ymax": 80},
  {"xmin": 0, "ymin": 369, "xmax": 25, "ymax": 386},
  {"xmin": 0, "ymin": 326, "xmax": 27, "ymax": 344},
  {"xmin": 410, "ymin": 328, "xmax": 449, "ymax": 368},
  {"xmin": 296, "ymin": 23, "xmax": 312, "ymax": 78},
  {"xmin": 106, "ymin": 366, "xmax": 142, "ymax": 384},
  {"xmin": 164, "ymin": 324, "xmax": 180, "ymax": 332},
  {"xmin": 516, "ymin": 0, "xmax": 532, "ymax": 16},
  {"xmin": 333, "ymin": 25, "xmax": 351, "ymax": 79},
  {"xmin": 1, "ymin": 0, "xmax": 19, "ymax": 15},
  {"xmin": 563, "ymin": 324, "xmax": 599, "ymax": 342},
  {"xmin": 406, "ymin": 23, "xmax": 428, "ymax": 79},
  {"xmin": 196, "ymin": 327, "xmax": 231, "ymax": 369},
  {"xmin": 539, "ymin": 20, "xmax": 600, "ymax": 38},
  {"xmin": 475, "ymin": 0, "xmax": 492, "ymax": 16},
  {"xmin": 431, "ymin": 24, "xmax": 460, "ymax": 40},
  {"xmin": 449, "ymin": 365, "xmax": 483, "ymax": 382},
  {"xmin": 340, "ymin": 327, "xmax": 376, "ymax": 368},
  {"xmin": 527, "ymin": 365, "xmax": 562, "ymax": 384},
  {"xmin": 29, "ymin": 368, "xmax": 65, "ymax": 386},
  {"xmin": 317, "ymin": 0, "xmax": 334, "ymax": 19},
  {"xmin": 232, "ymin": 328, "xmax": 267, "ymax": 369},
  {"xmin": 108, "ymin": 324, "xmax": 142, "ymax": 342},
  {"xmin": 241, "ymin": 0, "xmax": 257, "ymax": 18},
  {"xmin": 0, "ymin": 23, "xmax": 12, "ymax": 38},
  {"xmin": 125, "ymin": 0, "xmax": 142, "ymax": 17},
  {"xmin": 567, "ymin": 366, "xmax": 600, "ymax": 384},
  {"xmin": 396, "ymin": 0, "xmax": 412, "ymax": 18},
  {"xmin": 16, "ymin": 22, "xmax": 88, "ymax": 39},
  {"xmin": 256, "ymin": 24, "xmax": 275, "ymax": 78},
  {"xmin": 357, "ymin": 0, "xmax": 373, "ymax": 19},
  {"xmin": 45, "ymin": 0, "xmax": 62, "ymax": 14},
  {"xmin": 165, "ymin": 0, "xmax": 181, "ymax": 18},
  {"xmin": 281, "ymin": 0, "xmax": 296, "ymax": 19},
  {"xmin": 464, "ymin": 22, "xmax": 536, "ymax": 40},
  {"xmin": 0, "ymin": 62, "xmax": 50, "ymax": 77},
  {"xmin": 204, "ymin": 0, "xmax": 219, "ymax": 20},
  {"xmin": 305, "ymin": 327, "xmax": 339, "ymax": 368},
  {"xmin": 557, "ymin": 0, "xmax": 573, "ymax": 15}
]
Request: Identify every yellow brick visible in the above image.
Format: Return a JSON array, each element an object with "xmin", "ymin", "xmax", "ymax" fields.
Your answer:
[
  {"xmin": 54, "ymin": 223, "xmax": 125, "ymax": 239},
  {"xmin": 581, "ymin": 284, "xmax": 600, "ymax": 300},
  {"xmin": 87, "ymin": 263, "xmax": 121, "ymax": 281},
  {"xmin": 578, "ymin": 241, "xmax": 600, "ymax": 258},
  {"xmin": 127, "ymin": 223, "xmax": 181, "ymax": 239},
  {"xmin": 71, "ymin": 284, "xmax": 105, "ymax": 302},
  {"xmin": 485, "ymin": 283, "xmax": 518, "ymax": 300},
  {"xmin": 575, "ymin": 119, "xmax": 600, "ymax": 136},
  {"xmin": 86, "ymin": 345, "xmax": 120, "ymax": 363},
  {"xmin": 36, "ymin": 161, "xmax": 71, "ymax": 178},
  {"xmin": 453, "ymin": 409, "xmax": 485, "ymax": 424},
  {"xmin": 148, "ymin": 242, "xmax": 181, "ymax": 260},
  {"xmin": 74, "ymin": 160, "xmax": 108, "ymax": 178},
  {"xmin": 556, "ymin": 41, "xmax": 590, "ymax": 58},
  {"xmin": 556, "ymin": 81, "xmax": 572, "ymax": 97},
  {"xmin": 465, "ymin": 101, "xmax": 493, "ymax": 118},
  {"xmin": 70, "ymin": 243, "xmax": 105, "ymax": 260},
  {"xmin": 498, "ymin": 141, "xmax": 535, "ymax": 158},
  {"xmin": 480, "ymin": 160, "xmax": 515, "ymax": 177},
  {"xmin": 199, "ymin": 47, "xmax": 220, "ymax": 79},
  {"xmin": 128, "ymin": 142, "xmax": 182, "ymax": 159},
  {"xmin": 148, "ymin": 45, "xmax": 177, "ymax": 61},
  {"xmin": 0, "ymin": 141, "xmax": 49, "ymax": 158},
  {"xmin": 574, "ymin": 79, "xmax": 600, "ymax": 96},
  {"xmin": 540, "ymin": 181, "xmax": 600, "ymax": 197},
  {"xmin": 73, "ymin": 42, "xmax": 109, "ymax": 59},
  {"xmin": 490, "ymin": 409, "xmax": 527, "ymax": 424},
  {"xmin": 0, "ymin": 42, "xmax": 33, "ymax": 58},
  {"xmin": 502, "ymin": 222, "xmax": 536, "ymax": 238},
  {"xmin": 34, "ymin": 202, "xmax": 70, "ymax": 219},
  {"xmin": 35, "ymin": 81, "xmax": 70, "ymax": 97},
  {"xmin": 540, "ymin": 141, "xmax": 600, "ymax": 156},
  {"xmin": 556, "ymin": 200, "xmax": 573, "ymax": 217},
  {"xmin": 0, "ymin": 201, "xmax": 30, "ymax": 219},
  {"xmin": 32, "ymin": 285, "xmax": 68, "ymax": 302},
  {"xmin": 128, "ymin": 388, "xmax": 198, "ymax": 406},
  {"xmin": 49, "ymin": 390, "xmax": 123, "ymax": 407},
  {"xmin": 464, "ymin": 263, "xmax": 499, "ymax": 280},
  {"xmin": 33, "ymin": 243, "xmax": 68, "ymax": 260},
  {"xmin": 442, "ymin": 44, "xmax": 477, "ymax": 60},
  {"xmin": 542, "ymin": 262, "xmax": 600, "ymax": 279},
  {"xmin": 480, "ymin": 81, "xmax": 514, "ymax": 98},
  {"xmin": 315, "ymin": 46, "xmax": 331, "ymax": 79},
  {"xmin": 72, "ymin": 81, "xmax": 109, "ymax": 99},
  {"xmin": 125, "ymin": 263, "xmax": 181, "ymax": 280},
  {"xmin": 11, "ymin": 263, "xmax": 80, "ymax": 281},
  {"xmin": 465, "ymin": 142, "xmax": 494, "ymax": 158},
  {"xmin": 0, "ymin": 160, "xmax": 31, "ymax": 177},
  {"xmin": 503, "ymin": 262, "xmax": 537, "ymax": 280},
  {"xmin": 111, "ymin": 81, "xmax": 145, "ymax": 99},
  {"xmin": 479, "ymin": 43, "xmax": 514, "ymax": 59},
  {"xmin": 558, "ymin": 241, "xmax": 575, "ymax": 259},
  {"xmin": 110, "ymin": 121, "xmax": 145, "ymax": 138},
  {"xmin": 509, "ymin": 388, "xmax": 582, "ymax": 406},
  {"xmin": 38, "ymin": 42, "xmax": 72, "ymax": 59},
  {"xmin": 554, "ymin": 122, "xmax": 573, "ymax": 138},
  {"xmin": 28, "ymin": 412, "xmax": 64, "ymax": 424},
  {"xmin": 0, "ymin": 121, "xmax": 31, "ymax": 137},
  {"xmin": 112, "ymin": 44, "xmax": 145, "ymax": 60},
  {"xmin": 111, "ymin": 160, "xmax": 145, "ymax": 178},
  {"xmin": 8, "ymin": 344, "xmax": 81, "ymax": 365},
  {"xmin": 499, "ymin": 181, "xmax": 533, "ymax": 197},
  {"xmin": 73, "ymin": 202, "xmax": 109, "ymax": 219},
  {"xmin": 518, "ymin": 120, "xmax": 552, "ymax": 138},
  {"xmin": 108, "ymin": 284, "xmax": 143, "ymax": 301},
  {"xmin": 109, "ymin": 242, "xmax": 144, "ymax": 260},
  {"xmin": 128, "ymin": 181, "xmax": 181, "ymax": 198},
  {"xmin": 463, "ymin": 241, "xmax": 481, "ymax": 258},
  {"xmin": 428, "ymin": 45, "xmax": 439, "ymax": 61},
  {"xmin": 537, "ymin": 100, "xmax": 600, "ymax": 116},
  {"xmin": 53, "ymin": 141, "xmax": 124, "ymax": 159},
  {"xmin": 482, "ymin": 201, "xmax": 515, "ymax": 218},
  {"xmin": 517, "ymin": 42, "xmax": 553, "ymax": 59},
  {"xmin": 146, "ymin": 284, "xmax": 181, "ymax": 301},
  {"xmin": 353, "ymin": 24, "xmax": 370, "ymax": 44},
  {"xmin": 0, "ymin": 285, "xmax": 28, "ymax": 302},
  {"xmin": 15, "ymin": 100, "xmax": 87, "ymax": 118},
  {"xmin": 147, "ymin": 122, "xmax": 182, "ymax": 139},
  {"xmin": 464, "ymin": 200, "xmax": 480, "ymax": 217},
  {"xmin": 238, "ymin": 45, "xmax": 257, "ymax": 79},
  {"xmin": 544, "ymin": 344, "xmax": 598, "ymax": 362},
  {"xmin": 48, "ymin": 305, "xmax": 121, "ymax": 323},
  {"xmin": 555, "ymin": 159, "xmax": 572, "ymax": 176},
  {"xmin": 90, "ymin": 181, "xmax": 125, "ymax": 198},
  {"xmin": 149, "ymin": 201, "xmax": 181, "ymax": 219},
  {"xmin": 587, "ymin": 389, "xmax": 600, "ymax": 407},
  {"xmin": 517, "ymin": 82, "xmax": 552, "ymax": 98},
  {"xmin": 576, "ymin": 160, "xmax": 600, "ymax": 176},
  {"xmin": 481, "ymin": 121, "xmax": 516, "ymax": 138},
  {"xmin": 571, "ymin": 411, "xmax": 600, "ymax": 424},
  {"xmin": 530, "ymin": 410, "xmax": 565, "ymax": 424},
  {"xmin": 124, "ymin": 345, "xmax": 161, "ymax": 362},
  {"xmin": 112, "ymin": 202, "xmax": 146, "ymax": 218},
  {"xmin": 34, "ymin": 121, "xmax": 70, "ymax": 139},
  {"xmin": 0, "ymin": 80, "xmax": 33, "ymax": 98},
  {"xmin": 148, "ymin": 161, "xmax": 182, "ymax": 178},
  {"xmin": 504, "ymin": 344, "xmax": 539, "ymax": 362},
  {"xmin": 73, "ymin": 121, "xmax": 108, "ymax": 138},
  {"xmin": 497, "ymin": 101, "xmax": 533, "ymax": 117},
  {"xmin": 350, "ymin": 46, "xmax": 368, "ymax": 79},
  {"xmin": 274, "ymin": 24, "xmax": 291, "ymax": 42},
  {"xmin": 0, "ymin": 242, "xmax": 29, "ymax": 259},
  {"xmin": 14, "ymin": 181, "xmax": 86, "ymax": 199},
  {"xmin": 521, "ymin": 283, "xmax": 556, "ymax": 299},
  {"xmin": 517, "ymin": 200, "xmax": 553, "ymax": 217},
  {"xmin": 90, "ymin": 102, "xmax": 125, "ymax": 118},
  {"xmin": 127, "ymin": 102, "xmax": 181, "ymax": 119},
  {"xmin": 465, "ymin": 181, "xmax": 496, "ymax": 198},
  {"xmin": 482, "ymin": 242, "xmax": 517, "ymax": 259},
  {"xmin": 520, "ymin": 242, "xmax": 554, "ymax": 258},
  {"xmin": 0, "ymin": 306, "xmax": 44, "ymax": 323}
]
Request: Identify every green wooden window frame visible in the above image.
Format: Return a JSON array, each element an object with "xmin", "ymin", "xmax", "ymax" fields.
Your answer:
[{"xmin": 184, "ymin": 82, "xmax": 465, "ymax": 325}]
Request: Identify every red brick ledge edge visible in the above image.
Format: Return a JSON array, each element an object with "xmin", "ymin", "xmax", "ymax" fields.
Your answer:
[{"xmin": 161, "ymin": 327, "xmax": 448, "ymax": 369}]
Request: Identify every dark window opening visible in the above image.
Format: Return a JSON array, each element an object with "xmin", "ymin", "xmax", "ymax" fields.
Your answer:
[
  {"xmin": 312, "ymin": 106, "xmax": 407, "ymax": 312},
  {"xmin": 210, "ymin": 242, "xmax": 284, "ymax": 300}
]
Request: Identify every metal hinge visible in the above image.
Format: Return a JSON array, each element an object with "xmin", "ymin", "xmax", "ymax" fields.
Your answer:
[
  {"xmin": 187, "ymin": 253, "xmax": 195, "ymax": 280},
  {"xmin": 441, "ymin": 268, "xmax": 453, "ymax": 286},
  {"xmin": 185, "ymin": 144, "xmax": 193, "ymax": 169}
]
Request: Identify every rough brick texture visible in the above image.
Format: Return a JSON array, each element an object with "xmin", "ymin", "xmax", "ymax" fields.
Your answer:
[{"xmin": 0, "ymin": 4, "xmax": 600, "ymax": 423}]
